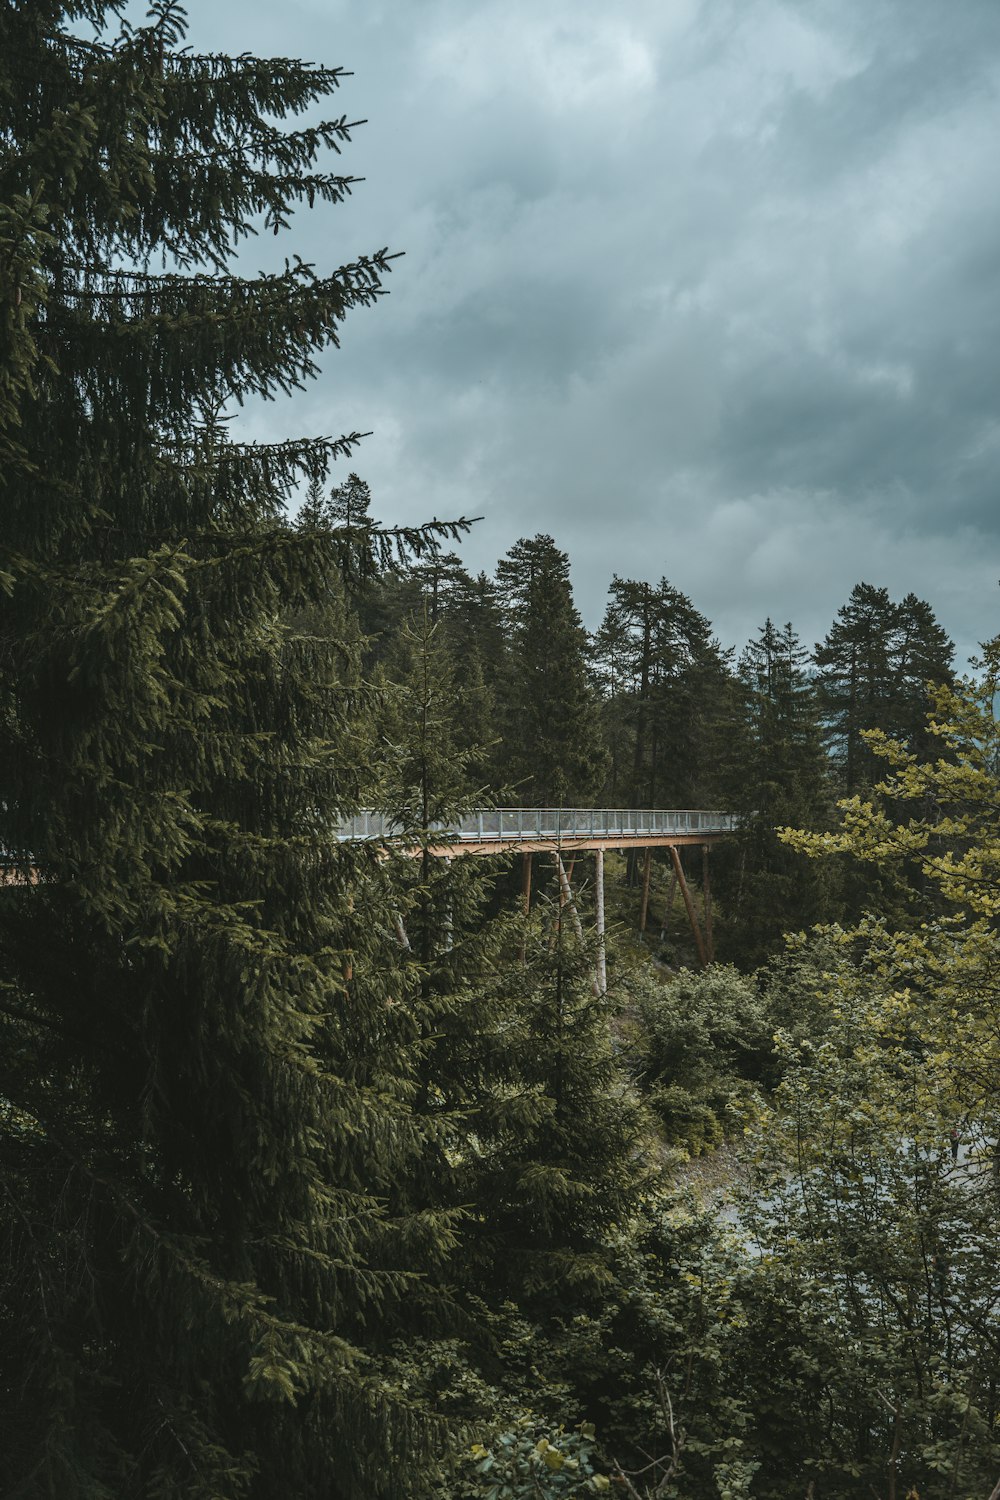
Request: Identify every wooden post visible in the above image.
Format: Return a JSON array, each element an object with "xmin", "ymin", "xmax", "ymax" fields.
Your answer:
[
  {"xmin": 639, "ymin": 848, "xmax": 652, "ymax": 938},
  {"xmin": 701, "ymin": 844, "xmax": 714, "ymax": 964},
  {"xmin": 660, "ymin": 865, "xmax": 678, "ymax": 942},
  {"xmin": 668, "ymin": 844, "xmax": 708, "ymax": 968},
  {"xmin": 519, "ymin": 851, "xmax": 532, "ymax": 961},
  {"xmin": 595, "ymin": 848, "xmax": 607, "ymax": 995},
  {"xmin": 394, "ymin": 912, "xmax": 411, "ymax": 952}
]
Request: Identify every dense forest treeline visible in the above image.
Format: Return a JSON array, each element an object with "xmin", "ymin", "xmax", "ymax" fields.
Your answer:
[
  {"xmin": 309, "ymin": 471, "xmax": 957, "ymax": 969},
  {"xmin": 3, "ymin": 8, "xmax": 999, "ymax": 1499}
]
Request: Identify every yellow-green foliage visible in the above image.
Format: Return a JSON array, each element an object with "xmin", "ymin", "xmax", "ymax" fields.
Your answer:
[{"xmin": 780, "ymin": 641, "xmax": 1000, "ymax": 1125}]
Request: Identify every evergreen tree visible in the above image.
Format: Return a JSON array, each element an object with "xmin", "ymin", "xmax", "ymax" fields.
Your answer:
[
  {"xmin": 814, "ymin": 583, "xmax": 954, "ymax": 792},
  {"xmin": 716, "ymin": 619, "xmax": 837, "ymax": 965},
  {"xmin": 472, "ymin": 921, "xmax": 650, "ymax": 1308},
  {"xmin": 494, "ymin": 535, "xmax": 606, "ymax": 807},
  {"xmin": 0, "ymin": 6, "xmax": 470, "ymax": 1493},
  {"xmin": 893, "ymin": 590, "xmax": 957, "ymax": 759},
  {"xmin": 593, "ymin": 576, "xmax": 734, "ymax": 810},
  {"xmin": 372, "ymin": 556, "xmax": 503, "ymax": 789},
  {"xmin": 374, "ymin": 611, "xmax": 648, "ymax": 1412},
  {"xmin": 365, "ymin": 609, "xmax": 509, "ymax": 1327},
  {"xmin": 786, "ymin": 635, "xmax": 1000, "ymax": 1149},
  {"xmin": 327, "ymin": 470, "xmax": 375, "ymax": 530}
]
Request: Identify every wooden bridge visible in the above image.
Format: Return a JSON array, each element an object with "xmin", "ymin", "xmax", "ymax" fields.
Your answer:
[{"xmin": 337, "ymin": 807, "xmax": 737, "ymax": 984}]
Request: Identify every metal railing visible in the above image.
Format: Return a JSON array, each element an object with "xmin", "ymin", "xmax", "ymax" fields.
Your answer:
[{"xmin": 335, "ymin": 807, "xmax": 737, "ymax": 844}]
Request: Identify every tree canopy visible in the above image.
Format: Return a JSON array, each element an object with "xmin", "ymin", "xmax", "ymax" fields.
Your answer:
[
  {"xmin": 0, "ymin": 6, "xmax": 469, "ymax": 1494},
  {"xmin": 3, "ymin": 6, "xmax": 994, "ymax": 1500}
]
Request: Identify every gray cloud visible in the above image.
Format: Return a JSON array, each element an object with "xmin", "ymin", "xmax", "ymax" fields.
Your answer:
[{"xmin": 129, "ymin": 0, "xmax": 1000, "ymax": 663}]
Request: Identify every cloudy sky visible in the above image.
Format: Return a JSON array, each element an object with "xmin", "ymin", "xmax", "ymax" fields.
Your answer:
[{"xmin": 146, "ymin": 1, "xmax": 1000, "ymax": 662}]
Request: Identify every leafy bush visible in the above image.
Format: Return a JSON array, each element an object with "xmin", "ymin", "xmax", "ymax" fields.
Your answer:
[
  {"xmin": 628, "ymin": 966, "xmax": 772, "ymax": 1149},
  {"xmin": 452, "ymin": 1421, "xmax": 610, "ymax": 1498}
]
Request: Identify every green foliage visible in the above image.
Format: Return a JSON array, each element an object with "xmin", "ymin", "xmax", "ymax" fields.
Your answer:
[
  {"xmin": 6, "ymin": 10, "xmax": 997, "ymax": 1500},
  {"xmin": 725, "ymin": 975, "xmax": 1000, "ymax": 1497},
  {"xmin": 814, "ymin": 582, "xmax": 954, "ymax": 793},
  {"xmin": 497, "ymin": 1204, "xmax": 773, "ymax": 1500},
  {"xmin": 495, "ymin": 536, "xmax": 608, "ymax": 806},
  {"xmin": 0, "ymin": 7, "xmax": 471, "ymax": 1495},
  {"xmin": 456, "ymin": 924, "xmax": 651, "ymax": 1312},
  {"xmin": 455, "ymin": 1421, "xmax": 611, "ymax": 1499},
  {"xmin": 714, "ymin": 618, "xmax": 840, "ymax": 966},
  {"xmin": 593, "ymin": 575, "xmax": 734, "ymax": 809},
  {"xmin": 783, "ymin": 639, "xmax": 1000, "ymax": 1123},
  {"xmin": 629, "ymin": 966, "xmax": 771, "ymax": 1151}
]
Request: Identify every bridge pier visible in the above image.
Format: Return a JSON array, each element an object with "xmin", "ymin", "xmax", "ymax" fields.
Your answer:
[
  {"xmin": 701, "ymin": 844, "xmax": 714, "ymax": 964},
  {"xmin": 669, "ymin": 845, "xmax": 708, "ymax": 968},
  {"xmin": 595, "ymin": 848, "xmax": 607, "ymax": 995},
  {"xmin": 639, "ymin": 848, "xmax": 652, "ymax": 938},
  {"xmin": 519, "ymin": 851, "xmax": 532, "ymax": 961},
  {"xmin": 660, "ymin": 862, "xmax": 678, "ymax": 944}
]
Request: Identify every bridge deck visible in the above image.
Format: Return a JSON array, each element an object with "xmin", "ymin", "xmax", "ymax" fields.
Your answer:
[
  {"xmin": 1, "ymin": 811, "xmax": 736, "ymax": 885},
  {"xmin": 336, "ymin": 808, "xmax": 736, "ymax": 857}
]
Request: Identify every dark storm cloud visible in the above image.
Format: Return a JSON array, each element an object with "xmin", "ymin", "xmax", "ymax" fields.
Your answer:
[{"xmin": 164, "ymin": 0, "xmax": 1000, "ymax": 662}]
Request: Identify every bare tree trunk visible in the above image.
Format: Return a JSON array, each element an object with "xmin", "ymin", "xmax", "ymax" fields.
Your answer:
[{"xmin": 595, "ymin": 849, "xmax": 607, "ymax": 995}]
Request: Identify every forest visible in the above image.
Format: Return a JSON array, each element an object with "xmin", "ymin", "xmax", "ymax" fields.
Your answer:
[{"xmin": 2, "ymin": 6, "xmax": 999, "ymax": 1499}]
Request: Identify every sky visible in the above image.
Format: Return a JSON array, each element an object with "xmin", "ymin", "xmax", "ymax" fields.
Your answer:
[{"xmin": 134, "ymin": 1, "xmax": 1000, "ymax": 664}]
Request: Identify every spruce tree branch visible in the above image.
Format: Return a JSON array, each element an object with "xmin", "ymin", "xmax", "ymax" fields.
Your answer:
[
  {"xmin": 0, "ymin": 996, "xmax": 75, "ymax": 1038},
  {"xmin": 48, "ymin": 29, "xmax": 354, "ymax": 86},
  {"xmin": 52, "ymin": 250, "xmax": 402, "ymax": 302}
]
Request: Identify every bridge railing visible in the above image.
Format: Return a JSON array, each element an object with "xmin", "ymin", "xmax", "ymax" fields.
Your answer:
[{"xmin": 335, "ymin": 808, "xmax": 737, "ymax": 844}]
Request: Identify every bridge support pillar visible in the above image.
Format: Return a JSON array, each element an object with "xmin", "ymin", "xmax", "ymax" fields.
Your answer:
[
  {"xmin": 519, "ymin": 852, "xmax": 532, "ymax": 961},
  {"xmin": 702, "ymin": 844, "xmax": 715, "ymax": 964},
  {"xmin": 668, "ymin": 845, "xmax": 708, "ymax": 968},
  {"xmin": 661, "ymin": 864, "xmax": 678, "ymax": 944},
  {"xmin": 595, "ymin": 848, "xmax": 607, "ymax": 995},
  {"xmin": 639, "ymin": 848, "xmax": 652, "ymax": 938}
]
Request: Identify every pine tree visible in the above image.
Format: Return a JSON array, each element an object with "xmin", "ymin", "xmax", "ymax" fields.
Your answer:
[
  {"xmin": 494, "ymin": 535, "xmax": 607, "ymax": 807},
  {"xmin": 359, "ymin": 609, "xmax": 510, "ymax": 1344},
  {"xmin": 593, "ymin": 576, "xmax": 734, "ymax": 810},
  {"xmin": 716, "ymin": 619, "xmax": 837, "ymax": 965},
  {"xmin": 369, "ymin": 613, "xmax": 649, "ymax": 1447},
  {"xmin": 0, "ymin": 6, "xmax": 471, "ymax": 1494},
  {"xmin": 371, "ymin": 554, "xmax": 503, "ymax": 790},
  {"xmin": 466, "ymin": 914, "xmax": 650, "ymax": 1311},
  {"xmin": 893, "ymin": 590, "xmax": 957, "ymax": 760},
  {"xmin": 814, "ymin": 583, "xmax": 954, "ymax": 792}
]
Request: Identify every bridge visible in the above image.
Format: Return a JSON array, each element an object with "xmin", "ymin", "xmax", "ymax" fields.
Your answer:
[
  {"xmin": 337, "ymin": 807, "xmax": 736, "ymax": 982},
  {"xmin": 3, "ymin": 807, "xmax": 737, "ymax": 985},
  {"xmin": 336, "ymin": 806, "xmax": 735, "ymax": 855}
]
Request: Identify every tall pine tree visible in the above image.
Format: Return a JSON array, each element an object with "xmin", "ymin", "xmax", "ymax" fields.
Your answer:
[
  {"xmin": 494, "ymin": 535, "xmax": 606, "ymax": 807},
  {"xmin": 716, "ymin": 619, "xmax": 837, "ymax": 965},
  {"xmin": 0, "ymin": 6, "xmax": 471, "ymax": 1494},
  {"xmin": 814, "ymin": 583, "xmax": 954, "ymax": 792},
  {"xmin": 593, "ymin": 576, "xmax": 734, "ymax": 809}
]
